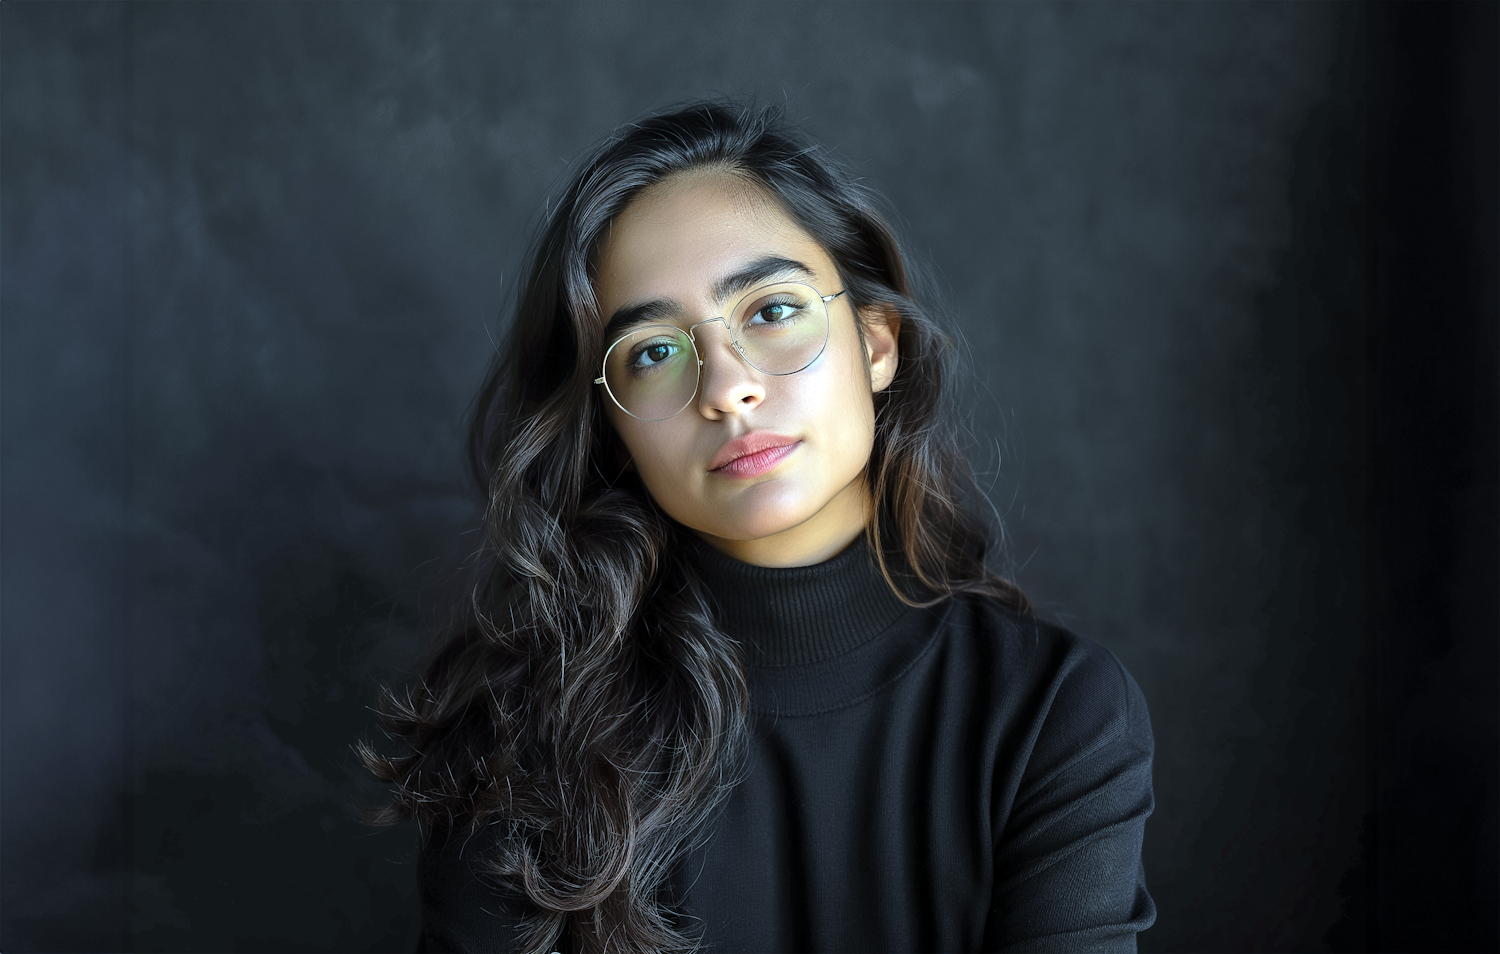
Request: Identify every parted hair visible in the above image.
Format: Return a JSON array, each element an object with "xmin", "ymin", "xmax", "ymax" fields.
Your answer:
[{"xmin": 360, "ymin": 101, "xmax": 1030, "ymax": 954}]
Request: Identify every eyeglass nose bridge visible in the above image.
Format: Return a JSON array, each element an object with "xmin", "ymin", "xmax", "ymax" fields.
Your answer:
[{"xmin": 686, "ymin": 314, "xmax": 745, "ymax": 364}]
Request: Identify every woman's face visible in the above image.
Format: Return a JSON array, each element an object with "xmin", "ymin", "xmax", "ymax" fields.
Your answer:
[{"xmin": 594, "ymin": 172, "xmax": 899, "ymax": 568}]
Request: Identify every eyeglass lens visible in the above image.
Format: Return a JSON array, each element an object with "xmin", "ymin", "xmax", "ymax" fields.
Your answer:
[{"xmin": 600, "ymin": 282, "xmax": 831, "ymax": 421}]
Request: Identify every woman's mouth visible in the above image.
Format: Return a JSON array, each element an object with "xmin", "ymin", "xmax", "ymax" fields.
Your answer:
[{"xmin": 709, "ymin": 434, "xmax": 801, "ymax": 478}]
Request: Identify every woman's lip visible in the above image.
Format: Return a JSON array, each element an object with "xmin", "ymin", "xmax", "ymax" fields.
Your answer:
[
  {"xmin": 708, "ymin": 431, "xmax": 800, "ymax": 471},
  {"xmin": 711, "ymin": 440, "xmax": 801, "ymax": 478}
]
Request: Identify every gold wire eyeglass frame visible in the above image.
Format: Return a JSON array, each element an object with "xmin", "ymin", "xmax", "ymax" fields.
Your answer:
[{"xmin": 593, "ymin": 282, "xmax": 846, "ymax": 422}]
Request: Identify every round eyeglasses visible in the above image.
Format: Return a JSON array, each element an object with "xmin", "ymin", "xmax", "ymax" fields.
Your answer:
[{"xmin": 594, "ymin": 281, "xmax": 845, "ymax": 422}]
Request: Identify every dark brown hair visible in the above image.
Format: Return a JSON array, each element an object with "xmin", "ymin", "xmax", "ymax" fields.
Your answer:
[{"xmin": 360, "ymin": 101, "xmax": 1030, "ymax": 954}]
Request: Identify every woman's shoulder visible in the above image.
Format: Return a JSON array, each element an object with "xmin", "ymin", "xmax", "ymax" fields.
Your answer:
[
  {"xmin": 940, "ymin": 592, "xmax": 1154, "ymax": 760},
  {"xmin": 946, "ymin": 589, "xmax": 1123, "ymax": 665}
]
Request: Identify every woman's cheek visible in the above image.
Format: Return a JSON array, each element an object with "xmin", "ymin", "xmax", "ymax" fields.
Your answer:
[{"xmin": 629, "ymin": 431, "xmax": 702, "ymax": 518}]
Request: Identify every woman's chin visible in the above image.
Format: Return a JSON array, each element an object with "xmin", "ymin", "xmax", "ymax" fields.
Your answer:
[
  {"xmin": 685, "ymin": 502, "xmax": 866, "ymax": 564},
  {"xmin": 689, "ymin": 511, "xmax": 813, "ymax": 548},
  {"xmin": 668, "ymin": 475, "xmax": 870, "ymax": 554}
]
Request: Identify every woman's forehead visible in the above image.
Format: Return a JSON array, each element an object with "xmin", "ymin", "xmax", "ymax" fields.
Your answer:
[{"xmin": 594, "ymin": 173, "xmax": 833, "ymax": 312}]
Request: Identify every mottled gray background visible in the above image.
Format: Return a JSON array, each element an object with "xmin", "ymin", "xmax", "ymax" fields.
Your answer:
[{"xmin": 3, "ymin": 3, "xmax": 1495, "ymax": 952}]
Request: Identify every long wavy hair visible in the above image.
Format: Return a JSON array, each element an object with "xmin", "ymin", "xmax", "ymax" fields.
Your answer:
[{"xmin": 360, "ymin": 101, "xmax": 1031, "ymax": 954}]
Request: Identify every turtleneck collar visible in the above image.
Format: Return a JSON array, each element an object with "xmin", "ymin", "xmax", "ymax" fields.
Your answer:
[{"xmin": 691, "ymin": 535, "xmax": 915, "ymax": 667}]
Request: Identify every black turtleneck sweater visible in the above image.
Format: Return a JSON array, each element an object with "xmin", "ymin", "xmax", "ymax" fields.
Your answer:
[{"xmin": 417, "ymin": 540, "xmax": 1156, "ymax": 952}]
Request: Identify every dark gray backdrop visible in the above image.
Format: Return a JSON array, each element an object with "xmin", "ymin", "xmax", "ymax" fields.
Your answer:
[{"xmin": 4, "ymin": 3, "xmax": 1495, "ymax": 952}]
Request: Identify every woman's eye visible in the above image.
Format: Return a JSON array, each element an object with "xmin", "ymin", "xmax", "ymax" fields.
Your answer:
[
  {"xmin": 750, "ymin": 299, "xmax": 802, "ymax": 324},
  {"xmin": 629, "ymin": 340, "xmax": 680, "ymax": 369}
]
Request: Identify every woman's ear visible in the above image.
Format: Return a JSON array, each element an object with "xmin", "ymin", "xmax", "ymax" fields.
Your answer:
[{"xmin": 860, "ymin": 304, "xmax": 901, "ymax": 393}]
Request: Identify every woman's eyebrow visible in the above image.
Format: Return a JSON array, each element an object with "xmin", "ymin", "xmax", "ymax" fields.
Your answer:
[
  {"xmin": 604, "ymin": 299, "xmax": 682, "ymax": 340},
  {"xmin": 603, "ymin": 256, "xmax": 816, "ymax": 340},
  {"xmin": 710, "ymin": 256, "xmax": 815, "ymax": 304}
]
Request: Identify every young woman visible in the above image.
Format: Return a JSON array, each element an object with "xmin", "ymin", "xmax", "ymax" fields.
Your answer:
[{"xmin": 363, "ymin": 102, "xmax": 1156, "ymax": 954}]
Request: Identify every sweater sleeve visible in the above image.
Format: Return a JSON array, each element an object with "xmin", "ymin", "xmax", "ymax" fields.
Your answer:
[
  {"xmin": 416, "ymin": 826, "xmax": 536, "ymax": 953},
  {"xmin": 982, "ymin": 642, "xmax": 1157, "ymax": 953}
]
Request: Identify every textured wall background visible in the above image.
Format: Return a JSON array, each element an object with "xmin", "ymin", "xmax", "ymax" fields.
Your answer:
[{"xmin": 3, "ymin": 3, "xmax": 1494, "ymax": 952}]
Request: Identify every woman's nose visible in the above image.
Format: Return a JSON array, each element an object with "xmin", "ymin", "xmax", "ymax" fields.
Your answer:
[{"xmin": 693, "ymin": 322, "xmax": 765, "ymax": 417}]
